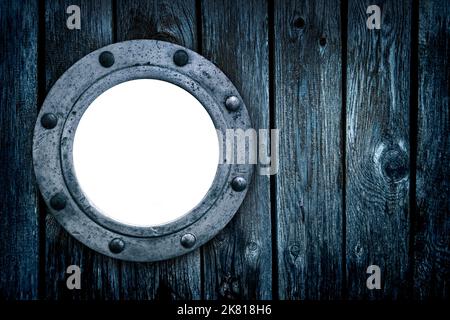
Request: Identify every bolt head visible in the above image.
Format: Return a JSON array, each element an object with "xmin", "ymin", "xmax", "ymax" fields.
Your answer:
[
  {"xmin": 99, "ymin": 51, "xmax": 115, "ymax": 68},
  {"xmin": 109, "ymin": 238, "xmax": 125, "ymax": 254},
  {"xmin": 173, "ymin": 50, "xmax": 189, "ymax": 66},
  {"xmin": 41, "ymin": 113, "xmax": 58, "ymax": 129},
  {"xmin": 231, "ymin": 176, "xmax": 247, "ymax": 192},
  {"xmin": 225, "ymin": 96, "xmax": 240, "ymax": 111},
  {"xmin": 50, "ymin": 193, "xmax": 66, "ymax": 211},
  {"xmin": 180, "ymin": 233, "xmax": 196, "ymax": 248}
]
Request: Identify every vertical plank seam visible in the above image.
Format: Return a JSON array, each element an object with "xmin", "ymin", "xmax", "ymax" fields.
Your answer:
[
  {"xmin": 37, "ymin": 0, "xmax": 47, "ymax": 300},
  {"xmin": 268, "ymin": 0, "xmax": 278, "ymax": 301},
  {"xmin": 112, "ymin": 0, "xmax": 123, "ymax": 299},
  {"xmin": 340, "ymin": 0, "xmax": 348, "ymax": 300},
  {"xmin": 408, "ymin": 0, "xmax": 419, "ymax": 298},
  {"xmin": 196, "ymin": 0, "xmax": 205, "ymax": 300},
  {"xmin": 196, "ymin": 0, "xmax": 203, "ymax": 54},
  {"xmin": 112, "ymin": 0, "xmax": 118, "ymax": 43}
]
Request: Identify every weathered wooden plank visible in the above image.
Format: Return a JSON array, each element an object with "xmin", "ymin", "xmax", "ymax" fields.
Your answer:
[
  {"xmin": 413, "ymin": 0, "xmax": 450, "ymax": 300},
  {"xmin": 115, "ymin": 0, "xmax": 198, "ymax": 48},
  {"xmin": 346, "ymin": 0, "xmax": 411, "ymax": 299},
  {"xmin": 44, "ymin": 0, "xmax": 119, "ymax": 299},
  {"xmin": 0, "ymin": 0, "xmax": 39, "ymax": 300},
  {"xmin": 275, "ymin": 0, "xmax": 343, "ymax": 299},
  {"xmin": 201, "ymin": 0, "xmax": 272, "ymax": 300},
  {"xmin": 116, "ymin": 0, "xmax": 201, "ymax": 300}
]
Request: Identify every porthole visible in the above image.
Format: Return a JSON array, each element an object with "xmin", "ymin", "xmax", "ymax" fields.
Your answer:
[{"xmin": 33, "ymin": 40, "xmax": 253, "ymax": 262}]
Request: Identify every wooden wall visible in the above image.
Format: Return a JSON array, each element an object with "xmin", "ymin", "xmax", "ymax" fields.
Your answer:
[{"xmin": 0, "ymin": 0, "xmax": 448, "ymax": 300}]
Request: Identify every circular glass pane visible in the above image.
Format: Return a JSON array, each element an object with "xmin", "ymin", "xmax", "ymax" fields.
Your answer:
[{"xmin": 72, "ymin": 79, "xmax": 219, "ymax": 227}]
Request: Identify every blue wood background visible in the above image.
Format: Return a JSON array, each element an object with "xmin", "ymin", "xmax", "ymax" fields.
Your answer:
[{"xmin": 0, "ymin": 0, "xmax": 448, "ymax": 300}]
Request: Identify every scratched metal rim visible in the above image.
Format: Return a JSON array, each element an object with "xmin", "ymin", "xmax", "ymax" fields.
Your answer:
[{"xmin": 33, "ymin": 40, "xmax": 253, "ymax": 262}]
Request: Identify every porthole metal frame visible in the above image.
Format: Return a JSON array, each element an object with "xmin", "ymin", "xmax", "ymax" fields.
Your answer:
[{"xmin": 33, "ymin": 40, "xmax": 253, "ymax": 262}]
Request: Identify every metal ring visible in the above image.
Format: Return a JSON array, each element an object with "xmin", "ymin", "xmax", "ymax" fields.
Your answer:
[{"xmin": 33, "ymin": 40, "xmax": 253, "ymax": 262}]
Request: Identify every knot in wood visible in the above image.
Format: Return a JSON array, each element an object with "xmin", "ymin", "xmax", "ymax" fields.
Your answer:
[
  {"xmin": 293, "ymin": 17, "xmax": 305, "ymax": 29},
  {"xmin": 289, "ymin": 244, "xmax": 300, "ymax": 258},
  {"xmin": 354, "ymin": 243, "xmax": 364, "ymax": 257},
  {"xmin": 150, "ymin": 32, "xmax": 178, "ymax": 44},
  {"xmin": 380, "ymin": 148, "xmax": 409, "ymax": 182},
  {"xmin": 218, "ymin": 273, "xmax": 240, "ymax": 300},
  {"xmin": 247, "ymin": 241, "xmax": 258, "ymax": 252}
]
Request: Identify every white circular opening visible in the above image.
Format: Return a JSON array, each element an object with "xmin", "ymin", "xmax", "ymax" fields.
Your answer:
[{"xmin": 73, "ymin": 79, "xmax": 219, "ymax": 227}]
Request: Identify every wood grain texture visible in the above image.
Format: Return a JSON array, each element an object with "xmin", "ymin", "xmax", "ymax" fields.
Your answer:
[
  {"xmin": 115, "ymin": 0, "xmax": 198, "ymax": 48},
  {"xmin": 201, "ymin": 0, "xmax": 272, "ymax": 300},
  {"xmin": 346, "ymin": 0, "xmax": 411, "ymax": 299},
  {"xmin": 1, "ymin": 0, "xmax": 449, "ymax": 301},
  {"xmin": 115, "ymin": 0, "xmax": 201, "ymax": 300},
  {"xmin": 413, "ymin": 0, "xmax": 450, "ymax": 300},
  {"xmin": 275, "ymin": 0, "xmax": 343, "ymax": 300},
  {"xmin": 44, "ymin": 0, "xmax": 119, "ymax": 299},
  {"xmin": 0, "ymin": 0, "xmax": 39, "ymax": 300}
]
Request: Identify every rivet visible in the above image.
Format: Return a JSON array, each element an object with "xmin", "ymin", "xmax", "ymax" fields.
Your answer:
[
  {"xmin": 231, "ymin": 176, "xmax": 247, "ymax": 192},
  {"xmin": 99, "ymin": 51, "xmax": 115, "ymax": 68},
  {"xmin": 225, "ymin": 96, "xmax": 240, "ymax": 111},
  {"xmin": 50, "ymin": 193, "xmax": 66, "ymax": 211},
  {"xmin": 109, "ymin": 238, "xmax": 125, "ymax": 254},
  {"xmin": 41, "ymin": 113, "xmax": 58, "ymax": 129},
  {"xmin": 293, "ymin": 17, "xmax": 305, "ymax": 29},
  {"xmin": 319, "ymin": 37, "xmax": 327, "ymax": 47},
  {"xmin": 173, "ymin": 50, "xmax": 189, "ymax": 67},
  {"xmin": 180, "ymin": 233, "xmax": 196, "ymax": 248}
]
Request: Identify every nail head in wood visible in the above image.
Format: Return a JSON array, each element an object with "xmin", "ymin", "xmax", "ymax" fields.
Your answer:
[{"xmin": 293, "ymin": 17, "xmax": 305, "ymax": 29}]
